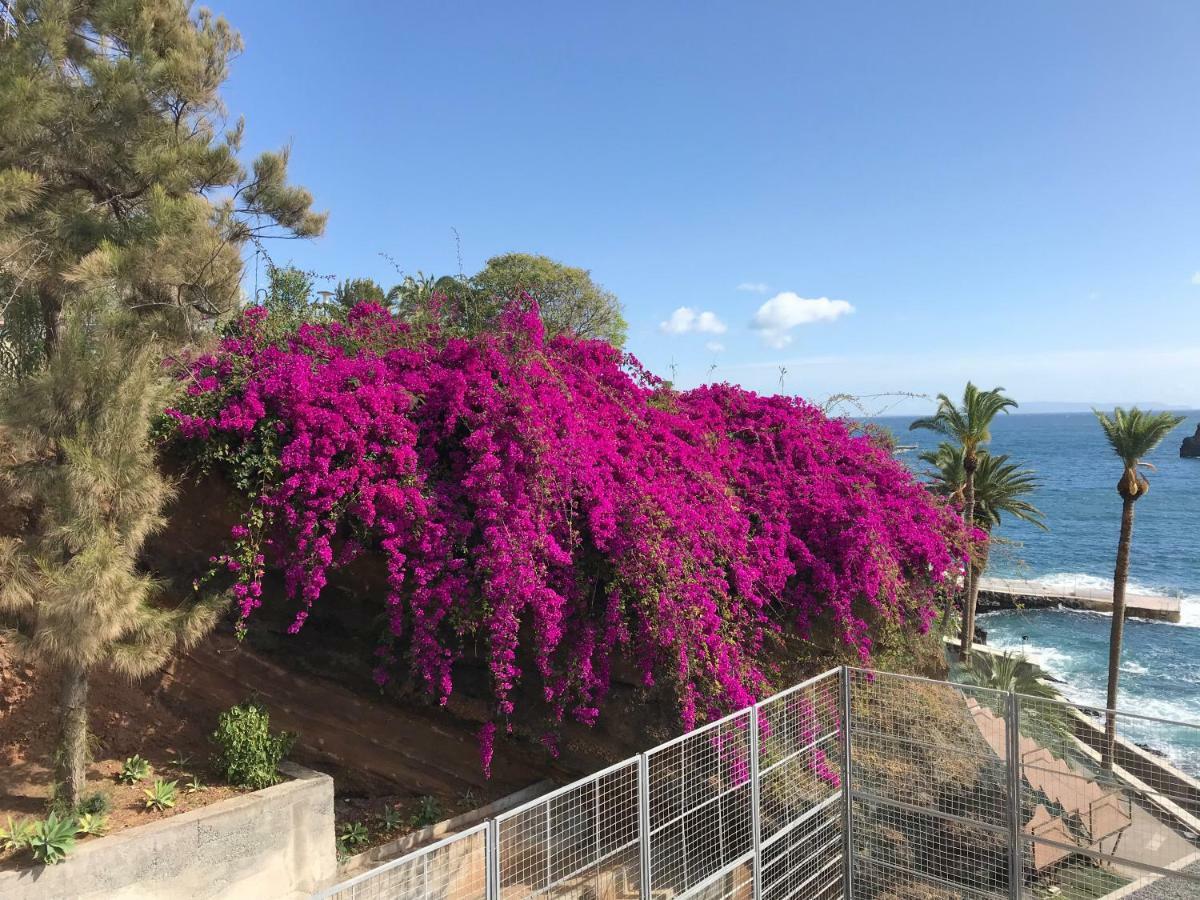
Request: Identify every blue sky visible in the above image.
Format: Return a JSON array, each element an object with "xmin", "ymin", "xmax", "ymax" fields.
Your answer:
[{"xmin": 214, "ymin": 1, "xmax": 1200, "ymax": 412}]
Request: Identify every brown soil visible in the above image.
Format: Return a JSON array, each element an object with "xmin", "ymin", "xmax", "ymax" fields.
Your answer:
[
  {"xmin": 152, "ymin": 632, "xmax": 548, "ymax": 801},
  {"xmin": 0, "ymin": 639, "xmax": 239, "ymax": 869},
  {"xmin": 0, "ymin": 626, "xmax": 554, "ymax": 870}
]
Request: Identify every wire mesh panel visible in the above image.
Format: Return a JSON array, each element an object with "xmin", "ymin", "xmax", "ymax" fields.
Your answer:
[
  {"xmin": 756, "ymin": 670, "xmax": 844, "ymax": 900},
  {"xmin": 847, "ymin": 669, "xmax": 1015, "ymax": 899},
  {"xmin": 644, "ymin": 707, "xmax": 756, "ymax": 898},
  {"xmin": 311, "ymin": 665, "xmax": 1200, "ymax": 900},
  {"xmin": 1016, "ymin": 694, "xmax": 1200, "ymax": 899},
  {"xmin": 314, "ymin": 824, "xmax": 488, "ymax": 900},
  {"xmin": 495, "ymin": 757, "xmax": 641, "ymax": 899}
]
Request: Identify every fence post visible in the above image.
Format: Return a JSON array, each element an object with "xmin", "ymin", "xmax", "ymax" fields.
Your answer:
[
  {"xmin": 840, "ymin": 666, "xmax": 854, "ymax": 899},
  {"xmin": 1006, "ymin": 691, "xmax": 1023, "ymax": 900},
  {"xmin": 638, "ymin": 752, "xmax": 651, "ymax": 900},
  {"xmin": 750, "ymin": 703, "xmax": 763, "ymax": 900},
  {"xmin": 486, "ymin": 817, "xmax": 500, "ymax": 900}
]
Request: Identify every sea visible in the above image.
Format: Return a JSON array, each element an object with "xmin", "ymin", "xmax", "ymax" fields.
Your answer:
[{"xmin": 876, "ymin": 411, "xmax": 1200, "ymax": 774}]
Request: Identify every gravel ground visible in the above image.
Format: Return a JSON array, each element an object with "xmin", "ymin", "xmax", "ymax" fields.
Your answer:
[{"xmin": 1126, "ymin": 860, "xmax": 1200, "ymax": 899}]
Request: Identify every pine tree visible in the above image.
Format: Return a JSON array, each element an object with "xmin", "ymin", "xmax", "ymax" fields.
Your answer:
[
  {"xmin": 0, "ymin": 298, "xmax": 225, "ymax": 805},
  {"xmin": 0, "ymin": 0, "xmax": 326, "ymax": 352}
]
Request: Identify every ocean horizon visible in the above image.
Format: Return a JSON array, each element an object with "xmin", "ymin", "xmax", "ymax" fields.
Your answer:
[{"xmin": 875, "ymin": 410, "xmax": 1200, "ymax": 773}]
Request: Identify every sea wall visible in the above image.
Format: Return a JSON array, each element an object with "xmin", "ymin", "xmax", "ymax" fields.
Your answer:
[
  {"xmin": 0, "ymin": 762, "xmax": 335, "ymax": 900},
  {"xmin": 976, "ymin": 587, "xmax": 1180, "ymax": 623}
]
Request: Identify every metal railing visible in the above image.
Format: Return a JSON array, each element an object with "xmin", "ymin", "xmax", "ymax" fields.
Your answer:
[{"xmin": 315, "ymin": 667, "xmax": 1200, "ymax": 899}]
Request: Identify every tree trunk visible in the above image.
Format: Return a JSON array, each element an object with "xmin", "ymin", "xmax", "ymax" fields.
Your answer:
[
  {"xmin": 1103, "ymin": 496, "xmax": 1136, "ymax": 771},
  {"xmin": 958, "ymin": 468, "xmax": 977, "ymax": 657},
  {"xmin": 57, "ymin": 661, "xmax": 89, "ymax": 806},
  {"xmin": 40, "ymin": 288, "xmax": 61, "ymax": 354}
]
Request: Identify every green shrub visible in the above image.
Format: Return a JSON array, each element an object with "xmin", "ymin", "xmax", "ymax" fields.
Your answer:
[
  {"xmin": 211, "ymin": 702, "xmax": 294, "ymax": 790},
  {"xmin": 184, "ymin": 774, "xmax": 206, "ymax": 794},
  {"xmin": 0, "ymin": 816, "xmax": 36, "ymax": 851},
  {"xmin": 143, "ymin": 779, "xmax": 177, "ymax": 811},
  {"xmin": 77, "ymin": 791, "xmax": 111, "ymax": 816},
  {"xmin": 29, "ymin": 813, "xmax": 75, "ymax": 865},
  {"xmin": 116, "ymin": 754, "xmax": 152, "ymax": 785},
  {"xmin": 410, "ymin": 795, "xmax": 441, "ymax": 827},
  {"xmin": 379, "ymin": 805, "xmax": 404, "ymax": 831}
]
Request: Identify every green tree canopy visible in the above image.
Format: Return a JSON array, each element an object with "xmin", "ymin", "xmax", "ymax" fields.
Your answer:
[
  {"xmin": 0, "ymin": 0, "xmax": 326, "ymax": 352},
  {"xmin": 264, "ymin": 265, "xmax": 313, "ymax": 316},
  {"xmin": 332, "ymin": 277, "xmax": 386, "ymax": 310},
  {"xmin": 471, "ymin": 253, "xmax": 626, "ymax": 346}
]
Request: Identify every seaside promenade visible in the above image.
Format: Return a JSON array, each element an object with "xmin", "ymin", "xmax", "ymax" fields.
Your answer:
[{"xmin": 978, "ymin": 576, "xmax": 1182, "ymax": 623}]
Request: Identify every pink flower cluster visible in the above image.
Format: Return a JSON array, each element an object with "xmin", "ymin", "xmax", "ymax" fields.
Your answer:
[{"xmin": 167, "ymin": 302, "xmax": 965, "ymax": 746}]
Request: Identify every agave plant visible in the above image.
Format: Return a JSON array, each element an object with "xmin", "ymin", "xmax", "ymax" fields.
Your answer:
[
  {"xmin": 143, "ymin": 778, "xmax": 178, "ymax": 811},
  {"xmin": 0, "ymin": 815, "xmax": 36, "ymax": 852},
  {"xmin": 74, "ymin": 812, "xmax": 108, "ymax": 836},
  {"xmin": 116, "ymin": 754, "xmax": 152, "ymax": 785},
  {"xmin": 28, "ymin": 813, "xmax": 76, "ymax": 865}
]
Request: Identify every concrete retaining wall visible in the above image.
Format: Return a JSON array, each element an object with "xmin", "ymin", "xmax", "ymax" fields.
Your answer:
[
  {"xmin": 337, "ymin": 779, "xmax": 553, "ymax": 881},
  {"xmin": 0, "ymin": 762, "xmax": 335, "ymax": 900}
]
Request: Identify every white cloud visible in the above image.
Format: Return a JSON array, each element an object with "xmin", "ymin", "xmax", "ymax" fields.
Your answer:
[
  {"xmin": 1191, "ymin": 272, "xmax": 1200, "ymax": 285},
  {"xmin": 659, "ymin": 306, "xmax": 728, "ymax": 335},
  {"xmin": 705, "ymin": 341, "xmax": 726, "ymax": 353},
  {"xmin": 736, "ymin": 282, "xmax": 771, "ymax": 294},
  {"xmin": 750, "ymin": 293, "xmax": 854, "ymax": 348}
]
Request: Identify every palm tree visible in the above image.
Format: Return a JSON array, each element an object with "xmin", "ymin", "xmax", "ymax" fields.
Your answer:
[
  {"xmin": 955, "ymin": 650, "xmax": 1059, "ymax": 699},
  {"xmin": 911, "ymin": 384, "xmax": 1018, "ymax": 654},
  {"xmin": 921, "ymin": 444, "xmax": 1046, "ymax": 641},
  {"xmin": 954, "ymin": 651, "xmax": 1073, "ymax": 746},
  {"xmin": 1094, "ymin": 407, "xmax": 1184, "ymax": 769}
]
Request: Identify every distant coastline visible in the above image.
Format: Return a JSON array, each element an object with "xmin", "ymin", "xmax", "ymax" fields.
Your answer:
[{"xmin": 1010, "ymin": 401, "xmax": 1196, "ymax": 415}]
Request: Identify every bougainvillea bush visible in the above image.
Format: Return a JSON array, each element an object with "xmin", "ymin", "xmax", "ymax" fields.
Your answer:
[{"xmin": 165, "ymin": 301, "xmax": 966, "ymax": 766}]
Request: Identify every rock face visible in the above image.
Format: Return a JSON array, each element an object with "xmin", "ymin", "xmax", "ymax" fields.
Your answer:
[{"xmin": 1181, "ymin": 423, "xmax": 1200, "ymax": 458}]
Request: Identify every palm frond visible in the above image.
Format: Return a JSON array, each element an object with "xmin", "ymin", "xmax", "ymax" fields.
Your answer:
[
  {"xmin": 910, "ymin": 382, "xmax": 1017, "ymax": 451},
  {"xmin": 1093, "ymin": 407, "xmax": 1185, "ymax": 468},
  {"xmin": 921, "ymin": 447, "xmax": 1045, "ymax": 532}
]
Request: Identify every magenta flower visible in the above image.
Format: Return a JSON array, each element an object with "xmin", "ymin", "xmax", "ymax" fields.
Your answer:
[{"xmin": 166, "ymin": 301, "xmax": 967, "ymax": 772}]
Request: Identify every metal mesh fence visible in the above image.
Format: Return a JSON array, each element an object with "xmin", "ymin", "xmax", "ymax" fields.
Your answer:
[
  {"xmin": 495, "ymin": 757, "xmax": 641, "ymax": 899},
  {"xmin": 316, "ymin": 666, "xmax": 1200, "ymax": 900},
  {"xmin": 315, "ymin": 824, "xmax": 488, "ymax": 900}
]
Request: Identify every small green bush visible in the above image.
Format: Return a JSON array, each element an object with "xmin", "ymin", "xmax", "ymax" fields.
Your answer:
[
  {"xmin": 378, "ymin": 805, "xmax": 404, "ymax": 831},
  {"xmin": 77, "ymin": 791, "xmax": 111, "ymax": 816},
  {"xmin": 211, "ymin": 701, "xmax": 294, "ymax": 790},
  {"xmin": 116, "ymin": 754, "xmax": 152, "ymax": 785},
  {"xmin": 411, "ymin": 795, "xmax": 441, "ymax": 828},
  {"xmin": 28, "ymin": 813, "xmax": 75, "ymax": 865},
  {"xmin": 143, "ymin": 779, "xmax": 177, "ymax": 811},
  {"xmin": 337, "ymin": 820, "xmax": 369, "ymax": 854}
]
